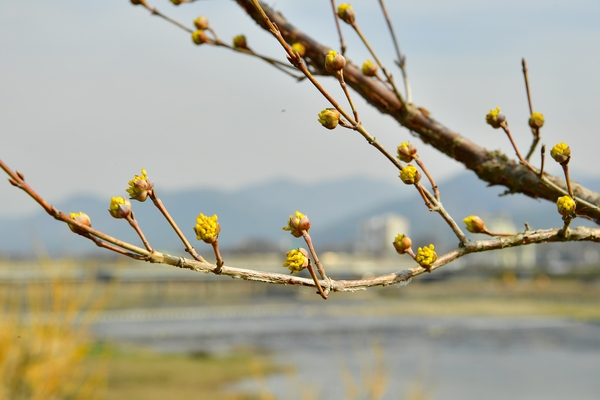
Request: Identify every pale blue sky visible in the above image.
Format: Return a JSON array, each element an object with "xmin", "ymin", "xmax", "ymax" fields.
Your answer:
[{"xmin": 1, "ymin": 0, "xmax": 599, "ymax": 217}]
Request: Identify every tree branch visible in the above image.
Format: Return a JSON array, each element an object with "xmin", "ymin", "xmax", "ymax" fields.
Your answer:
[{"xmin": 235, "ymin": 0, "xmax": 600, "ymax": 224}]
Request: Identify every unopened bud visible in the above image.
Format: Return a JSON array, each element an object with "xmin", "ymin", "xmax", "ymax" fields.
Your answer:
[
  {"xmin": 233, "ymin": 35, "xmax": 248, "ymax": 50},
  {"xmin": 463, "ymin": 215, "xmax": 486, "ymax": 234},
  {"xmin": 550, "ymin": 142, "xmax": 570, "ymax": 164},
  {"xmin": 361, "ymin": 59, "xmax": 378, "ymax": 77},
  {"xmin": 291, "ymin": 42, "xmax": 306, "ymax": 58},
  {"xmin": 325, "ymin": 50, "xmax": 346, "ymax": 73},
  {"xmin": 529, "ymin": 112, "xmax": 545, "ymax": 129},
  {"xmin": 393, "ymin": 234, "xmax": 412, "ymax": 255},
  {"xmin": 337, "ymin": 3, "xmax": 355, "ymax": 24},
  {"xmin": 192, "ymin": 30, "xmax": 208, "ymax": 45},
  {"xmin": 318, "ymin": 108, "xmax": 341, "ymax": 130},
  {"xmin": 109, "ymin": 197, "xmax": 132, "ymax": 219},
  {"xmin": 397, "ymin": 142, "xmax": 417, "ymax": 163},
  {"xmin": 194, "ymin": 16, "xmax": 209, "ymax": 30},
  {"xmin": 485, "ymin": 106, "xmax": 505, "ymax": 129},
  {"xmin": 68, "ymin": 212, "xmax": 91, "ymax": 235}
]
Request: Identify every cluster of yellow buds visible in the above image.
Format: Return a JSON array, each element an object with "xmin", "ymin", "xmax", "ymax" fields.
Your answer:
[
  {"xmin": 361, "ymin": 59, "xmax": 377, "ymax": 77},
  {"xmin": 291, "ymin": 43, "xmax": 306, "ymax": 58},
  {"xmin": 233, "ymin": 35, "xmax": 248, "ymax": 50},
  {"xmin": 283, "ymin": 211, "xmax": 310, "ymax": 238},
  {"xmin": 550, "ymin": 142, "xmax": 570, "ymax": 164},
  {"xmin": 399, "ymin": 165, "xmax": 421, "ymax": 185},
  {"xmin": 556, "ymin": 196, "xmax": 576, "ymax": 217},
  {"xmin": 397, "ymin": 142, "xmax": 417, "ymax": 163},
  {"xmin": 337, "ymin": 3, "xmax": 355, "ymax": 24},
  {"xmin": 126, "ymin": 169, "xmax": 154, "ymax": 202},
  {"xmin": 194, "ymin": 213, "xmax": 221, "ymax": 244},
  {"xmin": 392, "ymin": 234, "xmax": 412, "ymax": 255},
  {"xmin": 485, "ymin": 106, "xmax": 505, "ymax": 129},
  {"xmin": 325, "ymin": 50, "xmax": 346, "ymax": 73},
  {"xmin": 283, "ymin": 248, "xmax": 309, "ymax": 274},
  {"xmin": 318, "ymin": 108, "xmax": 341, "ymax": 130},
  {"xmin": 529, "ymin": 112, "xmax": 545, "ymax": 129},
  {"xmin": 463, "ymin": 215, "xmax": 486, "ymax": 234},
  {"xmin": 109, "ymin": 197, "xmax": 132, "ymax": 219},
  {"xmin": 68, "ymin": 212, "xmax": 91, "ymax": 234},
  {"xmin": 416, "ymin": 244, "xmax": 437, "ymax": 271}
]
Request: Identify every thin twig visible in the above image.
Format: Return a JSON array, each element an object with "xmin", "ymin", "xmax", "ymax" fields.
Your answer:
[
  {"xmin": 330, "ymin": 0, "xmax": 346, "ymax": 55},
  {"xmin": 350, "ymin": 22, "xmax": 406, "ymax": 109},
  {"xmin": 336, "ymin": 71, "xmax": 359, "ymax": 123},
  {"xmin": 377, "ymin": 0, "xmax": 411, "ymax": 102},
  {"xmin": 302, "ymin": 231, "xmax": 327, "ymax": 281},
  {"xmin": 126, "ymin": 213, "xmax": 153, "ymax": 252},
  {"xmin": 211, "ymin": 239, "xmax": 224, "ymax": 274},
  {"xmin": 149, "ymin": 191, "xmax": 207, "ymax": 262},
  {"xmin": 414, "ymin": 156, "xmax": 439, "ymax": 201}
]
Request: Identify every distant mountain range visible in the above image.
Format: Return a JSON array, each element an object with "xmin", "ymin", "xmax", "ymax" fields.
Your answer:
[{"xmin": 1, "ymin": 171, "xmax": 598, "ymax": 258}]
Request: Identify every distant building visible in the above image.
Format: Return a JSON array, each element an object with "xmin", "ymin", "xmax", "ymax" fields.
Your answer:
[{"xmin": 355, "ymin": 213, "xmax": 409, "ymax": 257}]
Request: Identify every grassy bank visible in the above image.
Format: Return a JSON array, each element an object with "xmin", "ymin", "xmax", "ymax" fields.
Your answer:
[{"xmin": 90, "ymin": 346, "xmax": 279, "ymax": 400}]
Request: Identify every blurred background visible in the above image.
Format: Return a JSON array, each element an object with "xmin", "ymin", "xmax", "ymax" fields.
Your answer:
[{"xmin": 1, "ymin": 0, "xmax": 600, "ymax": 399}]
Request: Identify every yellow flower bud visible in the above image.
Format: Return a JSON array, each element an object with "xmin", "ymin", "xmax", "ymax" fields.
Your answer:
[
  {"xmin": 170, "ymin": 0, "xmax": 183, "ymax": 5},
  {"xmin": 318, "ymin": 108, "xmax": 341, "ymax": 130},
  {"xmin": 68, "ymin": 212, "xmax": 91, "ymax": 235},
  {"xmin": 485, "ymin": 106, "xmax": 505, "ymax": 129},
  {"xmin": 361, "ymin": 59, "xmax": 377, "ymax": 77},
  {"xmin": 463, "ymin": 215, "xmax": 486, "ymax": 234},
  {"xmin": 194, "ymin": 213, "xmax": 221, "ymax": 244},
  {"xmin": 233, "ymin": 35, "xmax": 248, "ymax": 50},
  {"xmin": 109, "ymin": 197, "xmax": 132, "ymax": 219},
  {"xmin": 192, "ymin": 30, "xmax": 208, "ymax": 45},
  {"xmin": 399, "ymin": 165, "xmax": 421, "ymax": 185},
  {"xmin": 283, "ymin": 211, "xmax": 310, "ymax": 238},
  {"xmin": 325, "ymin": 50, "xmax": 346, "ymax": 73},
  {"xmin": 416, "ymin": 244, "xmax": 437, "ymax": 271},
  {"xmin": 283, "ymin": 248, "xmax": 309, "ymax": 274},
  {"xmin": 529, "ymin": 112, "xmax": 544, "ymax": 129},
  {"xmin": 393, "ymin": 234, "xmax": 412, "ymax": 255},
  {"xmin": 337, "ymin": 3, "xmax": 355, "ymax": 24},
  {"xmin": 556, "ymin": 196, "xmax": 576, "ymax": 217},
  {"xmin": 550, "ymin": 142, "xmax": 571, "ymax": 164},
  {"xmin": 126, "ymin": 168, "xmax": 154, "ymax": 202},
  {"xmin": 130, "ymin": 0, "xmax": 146, "ymax": 5},
  {"xmin": 291, "ymin": 42, "xmax": 306, "ymax": 58},
  {"xmin": 397, "ymin": 142, "xmax": 417, "ymax": 163},
  {"xmin": 194, "ymin": 16, "xmax": 209, "ymax": 30}
]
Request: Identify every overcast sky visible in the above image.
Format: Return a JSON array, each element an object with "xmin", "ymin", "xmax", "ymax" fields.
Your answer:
[{"xmin": 1, "ymin": 0, "xmax": 599, "ymax": 218}]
